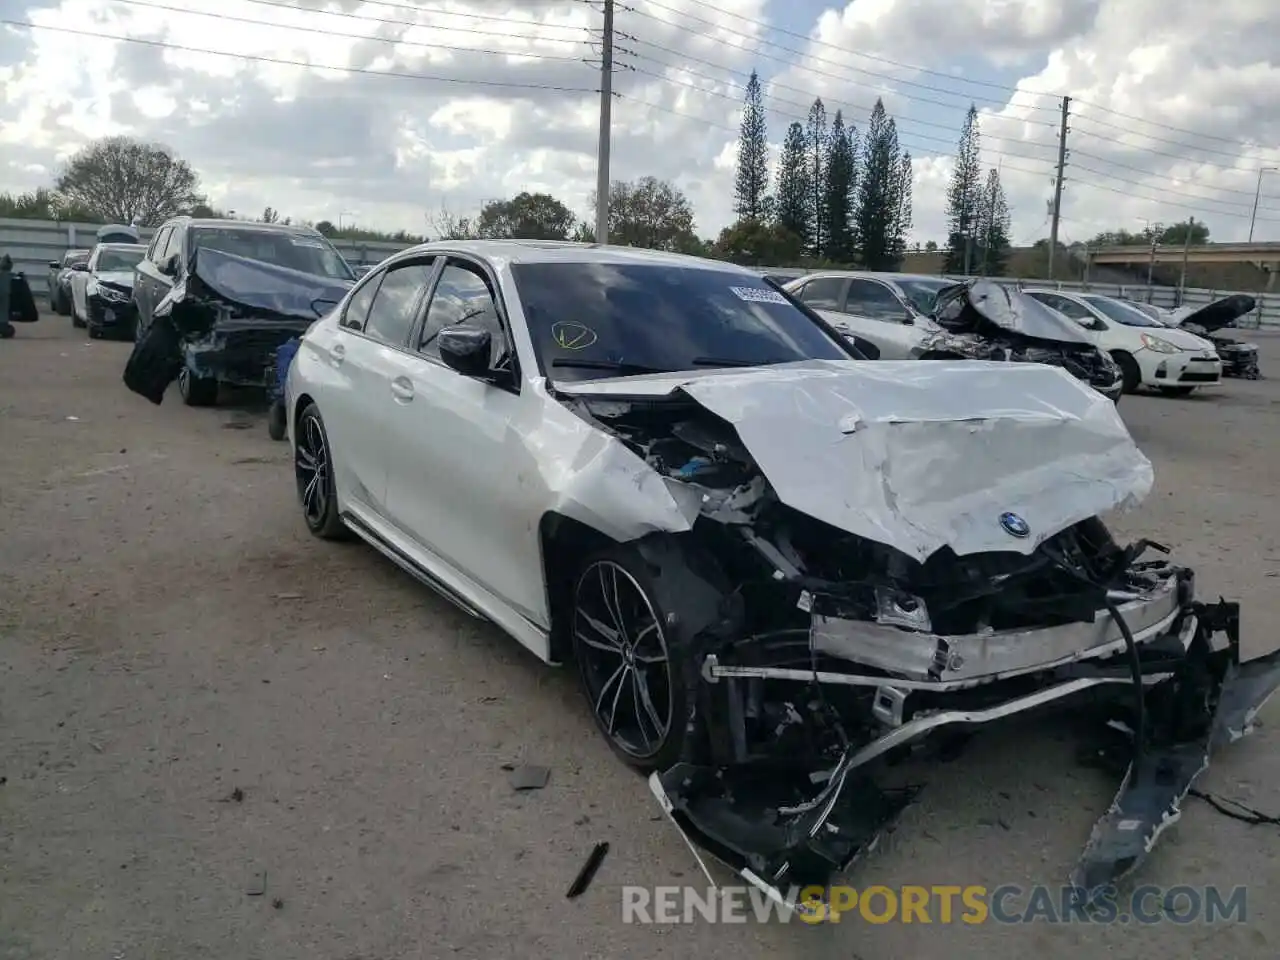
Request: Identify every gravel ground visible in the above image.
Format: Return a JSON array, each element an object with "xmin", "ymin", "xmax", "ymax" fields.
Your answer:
[{"xmin": 2, "ymin": 317, "xmax": 1279, "ymax": 960}]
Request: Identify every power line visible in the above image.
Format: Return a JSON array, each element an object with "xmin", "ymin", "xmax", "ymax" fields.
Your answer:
[
  {"xmin": 626, "ymin": 4, "xmax": 1059, "ymax": 115},
  {"xmin": 0, "ymin": 18, "xmax": 598, "ymax": 92},
  {"xmin": 225, "ymin": 0, "xmax": 593, "ymax": 43},
  {"xmin": 1070, "ymin": 120, "xmax": 1269, "ymax": 166},
  {"xmin": 635, "ymin": 0, "xmax": 1058, "ymax": 105},
  {"xmin": 104, "ymin": 0, "xmax": 591, "ymax": 63}
]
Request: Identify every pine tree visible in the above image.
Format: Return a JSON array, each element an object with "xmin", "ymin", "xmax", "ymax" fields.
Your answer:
[
  {"xmin": 889, "ymin": 149, "xmax": 913, "ymax": 268},
  {"xmin": 732, "ymin": 71, "xmax": 770, "ymax": 221},
  {"xmin": 976, "ymin": 166, "xmax": 1012, "ymax": 276},
  {"xmin": 775, "ymin": 121, "xmax": 811, "ymax": 249},
  {"xmin": 805, "ymin": 98, "xmax": 828, "ymax": 257},
  {"xmin": 822, "ymin": 111, "xmax": 856, "ymax": 263},
  {"xmin": 855, "ymin": 99, "xmax": 901, "ymax": 271},
  {"xmin": 944, "ymin": 104, "xmax": 983, "ymax": 274}
]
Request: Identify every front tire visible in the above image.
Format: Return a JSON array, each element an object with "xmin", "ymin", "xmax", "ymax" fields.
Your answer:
[
  {"xmin": 571, "ymin": 546, "xmax": 691, "ymax": 772},
  {"xmin": 1112, "ymin": 351, "xmax": 1141, "ymax": 394},
  {"xmin": 294, "ymin": 402, "xmax": 347, "ymax": 540},
  {"xmin": 177, "ymin": 367, "xmax": 219, "ymax": 406}
]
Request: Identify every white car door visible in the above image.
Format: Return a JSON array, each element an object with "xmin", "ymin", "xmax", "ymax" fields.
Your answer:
[
  {"xmin": 1026, "ymin": 292, "xmax": 1106, "ymax": 346},
  {"xmin": 381, "ymin": 256, "xmax": 545, "ymax": 624},
  {"xmin": 840, "ymin": 278, "xmax": 928, "ymax": 359},
  {"xmin": 319, "ymin": 257, "xmax": 438, "ymax": 518}
]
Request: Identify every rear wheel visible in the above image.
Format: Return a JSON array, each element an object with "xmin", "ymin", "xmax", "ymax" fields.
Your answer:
[
  {"xmin": 177, "ymin": 367, "xmax": 219, "ymax": 406},
  {"xmin": 294, "ymin": 402, "xmax": 347, "ymax": 540},
  {"xmin": 571, "ymin": 546, "xmax": 693, "ymax": 772},
  {"xmin": 1111, "ymin": 351, "xmax": 1140, "ymax": 394}
]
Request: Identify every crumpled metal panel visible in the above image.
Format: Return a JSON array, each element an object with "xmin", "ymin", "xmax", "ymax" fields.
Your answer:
[
  {"xmin": 185, "ymin": 247, "xmax": 353, "ymax": 321},
  {"xmin": 559, "ymin": 359, "xmax": 1152, "ymax": 561},
  {"xmin": 939, "ymin": 279, "xmax": 1096, "ymax": 344}
]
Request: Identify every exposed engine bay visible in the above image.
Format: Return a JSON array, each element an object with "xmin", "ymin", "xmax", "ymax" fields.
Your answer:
[
  {"xmin": 924, "ymin": 280, "xmax": 1123, "ymax": 398},
  {"xmin": 561, "ymin": 368, "xmax": 1280, "ymax": 913},
  {"xmin": 1172, "ymin": 295, "xmax": 1261, "ymax": 380}
]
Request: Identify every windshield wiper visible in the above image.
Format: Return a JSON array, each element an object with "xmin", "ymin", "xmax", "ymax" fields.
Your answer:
[
  {"xmin": 690, "ymin": 356, "xmax": 784, "ymax": 367},
  {"xmin": 551, "ymin": 358, "xmax": 671, "ymax": 375}
]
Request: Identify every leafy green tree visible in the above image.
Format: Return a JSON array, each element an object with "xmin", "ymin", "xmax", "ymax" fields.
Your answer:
[
  {"xmin": 56, "ymin": 136, "xmax": 204, "ymax": 226},
  {"xmin": 855, "ymin": 99, "xmax": 903, "ymax": 270},
  {"xmin": 711, "ymin": 218, "xmax": 804, "ymax": 265},
  {"xmin": 476, "ymin": 192, "xmax": 576, "ymax": 239},
  {"xmin": 775, "ymin": 122, "xmax": 810, "ymax": 249},
  {"xmin": 805, "ymin": 98, "xmax": 828, "ymax": 257},
  {"xmin": 822, "ymin": 111, "xmax": 858, "ymax": 263},
  {"xmin": 889, "ymin": 150, "xmax": 913, "ymax": 268},
  {"xmin": 733, "ymin": 70, "xmax": 770, "ymax": 221},
  {"xmin": 944, "ymin": 105, "xmax": 983, "ymax": 274},
  {"xmin": 589, "ymin": 176, "xmax": 699, "ymax": 251}
]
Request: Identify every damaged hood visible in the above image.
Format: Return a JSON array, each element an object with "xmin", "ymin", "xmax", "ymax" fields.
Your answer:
[
  {"xmin": 1166, "ymin": 294, "xmax": 1256, "ymax": 334},
  {"xmin": 187, "ymin": 246, "xmax": 354, "ymax": 321},
  {"xmin": 559, "ymin": 359, "xmax": 1152, "ymax": 562},
  {"xmin": 92, "ymin": 270, "xmax": 134, "ymax": 291},
  {"xmin": 938, "ymin": 280, "xmax": 1096, "ymax": 345}
]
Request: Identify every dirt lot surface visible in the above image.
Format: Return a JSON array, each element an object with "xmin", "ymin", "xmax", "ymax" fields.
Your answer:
[{"xmin": 3, "ymin": 317, "xmax": 1280, "ymax": 959}]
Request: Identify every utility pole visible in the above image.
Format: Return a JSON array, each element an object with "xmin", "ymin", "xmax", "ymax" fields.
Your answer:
[
  {"xmin": 1178, "ymin": 217, "xmax": 1194, "ymax": 306},
  {"xmin": 1146, "ymin": 226, "xmax": 1160, "ymax": 303},
  {"xmin": 1047, "ymin": 95, "xmax": 1070, "ymax": 281},
  {"xmin": 594, "ymin": 0, "xmax": 615, "ymax": 245},
  {"xmin": 1248, "ymin": 167, "xmax": 1277, "ymax": 243}
]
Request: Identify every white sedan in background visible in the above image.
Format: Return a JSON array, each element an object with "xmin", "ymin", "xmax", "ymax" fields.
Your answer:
[{"xmin": 1023, "ymin": 289, "xmax": 1222, "ymax": 396}]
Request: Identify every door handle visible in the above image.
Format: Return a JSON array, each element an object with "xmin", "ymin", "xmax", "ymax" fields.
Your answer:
[
  {"xmin": 329, "ymin": 343, "xmax": 346, "ymax": 365},
  {"xmin": 391, "ymin": 376, "xmax": 414, "ymax": 402}
]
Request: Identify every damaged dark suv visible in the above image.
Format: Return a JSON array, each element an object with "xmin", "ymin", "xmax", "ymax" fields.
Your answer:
[
  {"xmin": 283, "ymin": 241, "xmax": 1280, "ymax": 914},
  {"xmin": 126, "ymin": 218, "xmax": 355, "ymax": 406}
]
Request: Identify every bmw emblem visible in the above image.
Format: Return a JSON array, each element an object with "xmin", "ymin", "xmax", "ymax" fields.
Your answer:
[{"xmin": 999, "ymin": 512, "xmax": 1030, "ymax": 538}]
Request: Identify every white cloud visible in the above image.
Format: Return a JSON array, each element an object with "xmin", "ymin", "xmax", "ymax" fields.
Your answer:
[{"xmin": 1, "ymin": 0, "xmax": 1279, "ymax": 246}]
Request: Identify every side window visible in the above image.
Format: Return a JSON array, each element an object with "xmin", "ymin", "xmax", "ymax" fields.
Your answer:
[
  {"xmin": 163, "ymin": 226, "xmax": 185, "ymax": 264},
  {"xmin": 148, "ymin": 226, "xmax": 172, "ymax": 262},
  {"xmin": 796, "ymin": 277, "xmax": 845, "ymax": 310},
  {"xmin": 845, "ymin": 280, "xmax": 906, "ymax": 321},
  {"xmin": 1037, "ymin": 293, "xmax": 1094, "ymax": 323},
  {"xmin": 363, "ymin": 260, "xmax": 435, "ymax": 346},
  {"xmin": 418, "ymin": 261, "xmax": 504, "ymax": 360},
  {"xmin": 340, "ymin": 271, "xmax": 383, "ymax": 332}
]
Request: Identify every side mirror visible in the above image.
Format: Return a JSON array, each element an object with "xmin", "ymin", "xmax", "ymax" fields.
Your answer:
[
  {"xmin": 438, "ymin": 326, "xmax": 494, "ymax": 379},
  {"xmin": 49, "ymin": 260, "xmax": 60, "ymax": 269},
  {"xmin": 159, "ymin": 253, "xmax": 180, "ymax": 277},
  {"xmin": 71, "ymin": 262, "xmax": 89, "ymax": 272}
]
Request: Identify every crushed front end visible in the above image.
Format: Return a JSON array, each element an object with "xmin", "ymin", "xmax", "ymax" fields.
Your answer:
[{"xmin": 561, "ymin": 363, "xmax": 1280, "ymax": 911}]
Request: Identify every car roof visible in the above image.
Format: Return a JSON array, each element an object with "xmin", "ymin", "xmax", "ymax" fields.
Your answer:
[
  {"xmin": 391, "ymin": 239, "xmax": 759, "ymax": 274},
  {"xmin": 166, "ymin": 217, "xmax": 325, "ymax": 237}
]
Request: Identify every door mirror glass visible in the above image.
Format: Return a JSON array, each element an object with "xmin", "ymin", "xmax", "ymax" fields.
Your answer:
[
  {"xmin": 49, "ymin": 260, "xmax": 60, "ymax": 269},
  {"xmin": 71, "ymin": 262, "xmax": 89, "ymax": 272},
  {"xmin": 159, "ymin": 253, "xmax": 180, "ymax": 277},
  {"xmin": 438, "ymin": 326, "xmax": 493, "ymax": 378}
]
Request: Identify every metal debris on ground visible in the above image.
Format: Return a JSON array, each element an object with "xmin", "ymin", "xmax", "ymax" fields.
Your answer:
[
  {"xmin": 246, "ymin": 870, "xmax": 267, "ymax": 896},
  {"xmin": 566, "ymin": 842, "xmax": 610, "ymax": 899},
  {"xmin": 509, "ymin": 765, "xmax": 551, "ymax": 791}
]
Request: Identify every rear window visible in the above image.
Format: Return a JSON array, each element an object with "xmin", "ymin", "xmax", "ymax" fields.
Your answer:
[
  {"xmin": 510, "ymin": 261, "xmax": 855, "ymax": 381},
  {"xmin": 190, "ymin": 227, "xmax": 354, "ymax": 281}
]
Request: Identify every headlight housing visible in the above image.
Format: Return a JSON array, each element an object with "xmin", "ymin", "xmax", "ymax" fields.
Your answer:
[{"xmin": 1140, "ymin": 333, "xmax": 1182, "ymax": 354}]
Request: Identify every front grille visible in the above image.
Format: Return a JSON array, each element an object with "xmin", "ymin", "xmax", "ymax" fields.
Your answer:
[
  {"xmin": 87, "ymin": 296, "xmax": 135, "ymax": 326},
  {"xmin": 1179, "ymin": 370, "xmax": 1221, "ymax": 383}
]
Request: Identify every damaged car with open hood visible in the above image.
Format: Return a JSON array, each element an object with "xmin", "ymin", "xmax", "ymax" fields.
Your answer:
[
  {"xmin": 284, "ymin": 241, "xmax": 1280, "ymax": 912},
  {"xmin": 124, "ymin": 218, "xmax": 355, "ymax": 406},
  {"xmin": 1159, "ymin": 295, "xmax": 1260, "ymax": 379},
  {"xmin": 784, "ymin": 272, "xmax": 1125, "ymax": 404}
]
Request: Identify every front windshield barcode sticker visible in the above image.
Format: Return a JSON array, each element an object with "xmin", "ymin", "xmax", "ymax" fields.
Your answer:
[{"xmin": 730, "ymin": 286, "xmax": 788, "ymax": 304}]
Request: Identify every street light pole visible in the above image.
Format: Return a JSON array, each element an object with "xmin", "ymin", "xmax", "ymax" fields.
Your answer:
[{"xmin": 1249, "ymin": 167, "xmax": 1277, "ymax": 243}]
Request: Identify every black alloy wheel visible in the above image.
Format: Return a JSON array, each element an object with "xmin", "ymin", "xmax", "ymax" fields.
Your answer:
[
  {"xmin": 294, "ymin": 403, "xmax": 346, "ymax": 539},
  {"xmin": 572, "ymin": 556, "xmax": 680, "ymax": 769}
]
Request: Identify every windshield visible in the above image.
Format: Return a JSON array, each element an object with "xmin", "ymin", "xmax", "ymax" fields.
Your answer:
[
  {"xmin": 190, "ymin": 228, "xmax": 354, "ymax": 281},
  {"xmin": 896, "ymin": 278, "xmax": 951, "ymax": 314},
  {"xmin": 1081, "ymin": 295, "xmax": 1163, "ymax": 327},
  {"xmin": 63, "ymin": 251, "xmax": 89, "ymax": 267},
  {"xmin": 510, "ymin": 262, "xmax": 856, "ymax": 381},
  {"xmin": 96, "ymin": 248, "xmax": 144, "ymax": 272}
]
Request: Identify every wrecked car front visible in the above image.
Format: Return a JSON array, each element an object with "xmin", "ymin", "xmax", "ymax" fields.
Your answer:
[
  {"xmin": 921, "ymin": 280, "xmax": 1124, "ymax": 402},
  {"xmin": 124, "ymin": 247, "xmax": 352, "ymax": 403},
  {"xmin": 1168, "ymin": 295, "xmax": 1260, "ymax": 379},
  {"xmin": 553, "ymin": 356, "xmax": 1279, "ymax": 910}
]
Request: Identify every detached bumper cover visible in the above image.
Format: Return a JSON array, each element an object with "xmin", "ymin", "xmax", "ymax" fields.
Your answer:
[{"xmin": 651, "ymin": 596, "xmax": 1280, "ymax": 911}]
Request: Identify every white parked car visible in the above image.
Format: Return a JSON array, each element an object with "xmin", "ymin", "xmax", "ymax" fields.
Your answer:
[
  {"xmin": 284, "ymin": 240, "xmax": 1275, "ymax": 907},
  {"xmin": 68, "ymin": 242, "xmax": 147, "ymax": 338},
  {"xmin": 1022, "ymin": 289, "xmax": 1222, "ymax": 396}
]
